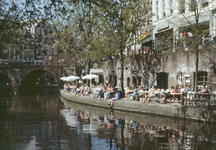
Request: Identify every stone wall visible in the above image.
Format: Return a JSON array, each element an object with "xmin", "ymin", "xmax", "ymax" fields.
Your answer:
[{"xmin": 92, "ymin": 51, "xmax": 216, "ymax": 91}]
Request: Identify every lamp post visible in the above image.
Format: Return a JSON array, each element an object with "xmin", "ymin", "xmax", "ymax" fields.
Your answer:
[
  {"xmin": 36, "ymin": 82, "xmax": 39, "ymax": 94},
  {"xmin": 19, "ymin": 83, "xmax": 21, "ymax": 94},
  {"xmin": 10, "ymin": 83, "xmax": 13, "ymax": 95},
  {"xmin": 6, "ymin": 83, "xmax": 9, "ymax": 94},
  {"xmin": 48, "ymin": 83, "xmax": 50, "ymax": 94}
]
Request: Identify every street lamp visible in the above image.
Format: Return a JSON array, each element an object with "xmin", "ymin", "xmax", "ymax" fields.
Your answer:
[
  {"xmin": 10, "ymin": 84, "xmax": 13, "ymax": 95},
  {"xmin": 48, "ymin": 83, "xmax": 50, "ymax": 94},
  {"xmin": 36, "ymin": 82, "xmax": 39, "ymax": 94},
  {"xmin": 19, "ymin": 83, "xmax": 21, "ymax": 94},
  {"xmin": 7, "ymin": 83, "xmax": 9, "ymax": 94}
]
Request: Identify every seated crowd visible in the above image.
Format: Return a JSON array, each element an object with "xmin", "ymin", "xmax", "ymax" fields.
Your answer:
[{"xmin": 64, "ymin": 82, "xmax": 209, "ymax": 106}]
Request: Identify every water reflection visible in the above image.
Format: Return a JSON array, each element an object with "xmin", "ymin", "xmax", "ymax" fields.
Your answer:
[
  {"xmin": 62, "ymin": 98, "xmax": 216, "ymax": 150},
  {"xmin": 1, "ymin": 90, "xmax": 216, "ymax": 149}
]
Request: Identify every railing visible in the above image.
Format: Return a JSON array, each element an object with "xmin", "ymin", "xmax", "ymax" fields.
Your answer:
[
  {"xmin": 182, "ymin": 93, "xmax": 216, "ymax": 108},
  {"xmin": 0, "ymin": 60, "xmax": 46, "ymax": 67}
]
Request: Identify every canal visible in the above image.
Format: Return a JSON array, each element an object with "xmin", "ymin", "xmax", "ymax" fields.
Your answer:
[{"xmin": 0, "ymin": 89, "xmax": 216, "ymax": 149}]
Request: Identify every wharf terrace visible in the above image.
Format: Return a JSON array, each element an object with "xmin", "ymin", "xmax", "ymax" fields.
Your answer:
[{"xmin": 60, "ymin": 90, "xmax": 216, "ymax": 123}]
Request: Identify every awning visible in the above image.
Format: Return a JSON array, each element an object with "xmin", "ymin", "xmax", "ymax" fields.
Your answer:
[{"xmin": 90, "ymin": 69, "xmax": 103, "ymax": 75}]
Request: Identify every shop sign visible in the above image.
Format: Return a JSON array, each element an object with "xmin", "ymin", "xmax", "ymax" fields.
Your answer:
[
  {"xmin": 140, "ymin": 30, "xmax": 150, "ymax": 40},
  {"xmin": 156, "ymin": 23, "xmax": 169, "ymax": 31}
]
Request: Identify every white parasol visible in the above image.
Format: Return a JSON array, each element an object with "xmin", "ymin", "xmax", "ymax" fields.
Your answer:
[
  {"xmin": 82, "ymin": 74, "xmax": 99, "ymax": 87},
  {"xmin": 67, "ymin": 76, "xmax": 80, "ymax": 81},
  {"xmin": 82, "ymin": 74, "xmax": 99, "ymax": 80},
  {"xmin": 60, "ymin": 77, "xmax": 68, "ymax": 81}
]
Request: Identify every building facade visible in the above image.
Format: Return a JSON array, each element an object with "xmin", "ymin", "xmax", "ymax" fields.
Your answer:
[
  {"xmin": 94, "ymin": 0, "xmax": 216, "ymax": 91},
  {"xmin": 8, "ymin": 18, "xmax": 57, "ymax": 61}
]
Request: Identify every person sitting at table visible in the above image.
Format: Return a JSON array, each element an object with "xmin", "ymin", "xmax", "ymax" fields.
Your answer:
[
  {"xmin": 100, "ymin": 85, "xmax": 107, "ymax": 100},
  {"xmin": 138, "ymin": 86, "xmax": 145, "ymax": 101},
  {"xmin": 186, "ymin": 84, "xmax": 193, "ymax": 92},
  {"xmin": 93, "ymin": 84, "xmax": 103, "ymax": 98},
  {"xmin": 80, "ymin": 84, "xmax": 86, "ymax": 94},
  {"xmin": 82, "ymin": 84, "xmax": 89, "ymax": 96},
  {"xmin": 149, "ymin": 86, "xmax": 154, "ymax": 92},
  {"xmin": 179, "ymin": 85, "xmax": 185, "ymax": 93},
  {"xmin": 108, "ymin": 90, "xmax": 120, "ymax": 108},
  {"xmin": 159, "ymin": 86, "xmax": 174, "ymax": 104},
  {"xmin": 175, "ymin": 85, "xmax": 180, "ymax": 92},
  {"xmin": 70, "ymin": 83, "xmax": 76, "ymax": 93},
  {"xmin": 137, "ymin": 84, "xmax": 141, "ymax": 90},
  {"xmin": 131, "ymin": 83, "xmax": 136, "ymax": 90},
  {"xmin": 75, "ymin": 84, "xmax": 83, "ymax": 97},
  {"xmin": 143, "ymin": 84, "xmax": 149, "ymax": 91},
  {"xmin": 172, "ymin": 86, "xmax": 180, "ymax": 101},
  {"xmin": 200, "ymin": 84, "xmax": 208, "ymax": 94},
  {"xmin": 110, "ymin": 85, "xmax": 118, "ymax": 98},
  {"xmin": 104, "ymin": 85, "xmax": 112, "ymax": 100},
  {"xmin": 141, "ymin": 86, "xmax": 159, "ymax": 104},
  {"xmin": 179, "ymin": 85, "xmax": 186, "ymax": 100},
  {"xmin": 125, "ymin": 88, "xmax": 138, "ymax": 101},
  {"xmin": 125, "ymin": 86, "xmax": 133, "ymax": 100},
  {"xmin": 64, "ymin": 83, "xmax": 68, "ymax": 92}
]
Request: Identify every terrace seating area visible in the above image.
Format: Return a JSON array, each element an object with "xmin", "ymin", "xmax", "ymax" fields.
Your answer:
[{"xmin": 63, "ymin": 82, "xmax": 216, "ymax": 108}]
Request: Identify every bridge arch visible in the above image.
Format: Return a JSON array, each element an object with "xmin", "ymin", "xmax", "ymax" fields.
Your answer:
[{"xmin": 20, "ymin": 68, "xmax": 59, "ymax": 93}]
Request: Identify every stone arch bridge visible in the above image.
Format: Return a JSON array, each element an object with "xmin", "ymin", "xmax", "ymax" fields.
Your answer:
[{"xmin": 0, "ymin": 64, "xmax": 75, "ymax": 93}]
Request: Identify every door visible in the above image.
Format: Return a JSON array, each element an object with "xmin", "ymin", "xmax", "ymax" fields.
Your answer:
[{"xmin": 157, "ymin": 72, "xmax": 168, "ymax": 89}]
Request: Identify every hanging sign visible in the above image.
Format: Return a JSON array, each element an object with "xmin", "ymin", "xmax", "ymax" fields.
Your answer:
[{"xmin": 140, "ymin": 30, "xmax": 150, "ymax": 40}]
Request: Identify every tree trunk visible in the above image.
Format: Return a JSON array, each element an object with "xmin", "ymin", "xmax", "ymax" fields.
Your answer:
[
  {"xmin": 86, "ymin": 58, "xmax": 91, "ymax": 86},
  {"xmin": 195, "ymin": 12, "xmax": 199, "ymax": 92},
  {"xmin": 120, "ymin": 44, "xmax": 125, "ymax": 98}
]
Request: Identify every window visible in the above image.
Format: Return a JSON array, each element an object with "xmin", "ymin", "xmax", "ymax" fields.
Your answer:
[
  {"xmin": 156, "ymin": 1, "xmax": 159, "ymax": 20},
  {"xmin": 202, "ymin": 0, "xmax": 209, "ymax": 7},
  {"xmin": 132, "ymin": 76, "xmax": 137, "ymax": 85},
  {"xmin": 109, "ymin": 75, "xmax": 112, "ymax": 84},
  {"xmin": 197, "ymin": 71, "xmax": 208, "ymax": 85},
  {"xmin": 176, "ymin": 71, "xmax": 183, "ymax": 84},
  {"xmin": 138, "ymin": 77, "xmax": 141, "ymax": 85},
  {"xmin": 170, "ymin": 0, "xmax": 173, "ymax": 14},
  {"xmin": 114, "ymin": 76, "xmax": 117, "ymax": 86},
  {"xmin": 163, "ymin": 0, "xmax": 166, "ymax": 17},
  {"xmin": 179, "ymin": 0, "xmax": 185, "ymax": 13},
  {"xmin": 127, "ymin": 77, "xmax": 130, "ymax": 87}
]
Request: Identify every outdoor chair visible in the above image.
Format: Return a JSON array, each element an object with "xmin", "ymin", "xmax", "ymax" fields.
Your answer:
[
  {"xmin": 83, "ymin": 88, "xmax": 91, "ymax": 96},
  {"xmin": 129, "ymin": 94, "xmax": 138, "ymax": 101}
]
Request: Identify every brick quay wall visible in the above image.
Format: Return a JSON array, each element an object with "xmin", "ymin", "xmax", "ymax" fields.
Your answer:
[{"xmin": 60, "ymin": 90, "xmax": 216, "ymax": 123}]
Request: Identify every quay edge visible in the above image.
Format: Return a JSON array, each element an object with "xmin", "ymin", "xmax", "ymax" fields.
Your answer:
[{"xmin": 60, "ymin": 90, "xmax": 216, "ymax": 123}]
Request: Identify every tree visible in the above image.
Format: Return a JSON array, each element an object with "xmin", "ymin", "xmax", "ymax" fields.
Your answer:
[
  {"xmin": 45, "ymin": 0, "xmax": 105, "ymax": 77},
  {"xmin": 93, "ymin": 0, "xmax": 152, "ymax": 97},
  {"xmin": 0, "ymin": 1, "xmax": 25, "ymax": 58}
]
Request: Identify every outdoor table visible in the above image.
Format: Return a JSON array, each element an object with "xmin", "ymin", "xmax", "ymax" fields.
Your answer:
[
  {"xmin": 171, "ymin": 93, "xmax": 181, "ymax": 95},
  {"xmin": 126, "ymin": 91, "xmax": 133, "ymax": 94},
  {"xmin": 138, "ymin": 91, "xmax": 149, "ymax": 97}
]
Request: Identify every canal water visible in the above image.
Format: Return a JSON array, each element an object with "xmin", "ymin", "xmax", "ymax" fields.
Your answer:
[{"xmin": 1, "ymin": 89, "xmax": 216, "ymax": 150}]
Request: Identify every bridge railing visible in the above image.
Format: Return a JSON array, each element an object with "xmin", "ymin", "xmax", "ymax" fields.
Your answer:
[{"xmin": 0, "ymin": 60, "xmax": 46, "ymax": 67}]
